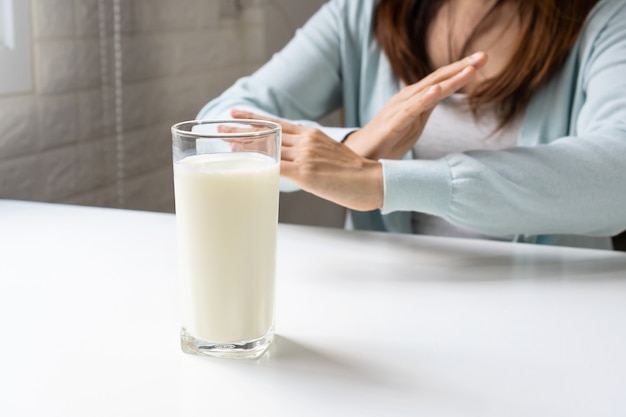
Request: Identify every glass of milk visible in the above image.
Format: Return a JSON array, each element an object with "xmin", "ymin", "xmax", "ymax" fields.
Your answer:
[{"xmin": 171, "ymin": 119, "xmax": 281, "ymax": 359}]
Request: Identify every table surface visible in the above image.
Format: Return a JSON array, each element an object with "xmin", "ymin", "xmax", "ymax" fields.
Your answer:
[{"xmin": 1, "ymin": 200, "xmax": 625, "ymax": 417}]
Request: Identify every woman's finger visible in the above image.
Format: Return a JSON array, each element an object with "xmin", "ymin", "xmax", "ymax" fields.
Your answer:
[
  {"xmin": 280, "ymin": 144, "xmax": 297, "ymax": 162},
  {"xmin": 230, "ymin": 109, "xmax": 278, "ymax": 124},
  {"xmin": 407, "ymin": 65, "xmax": 477, "ymax": 112},
  {"xmin": 399, "ymin": 51, "xmax": 487, "ymax": 99},
  {"xmin": 393, "ymin": 64, "xmax": 478, "ymax": 125},
  {"xmin": 420, "ymin": 51, "xmax": 487, "ymax": 87},
  {"xmin": 230, "ymin": 109, "xmax": 303, "ymax": 134},
  {"xmin": 216, "ymin": 125, "xmax": 260, "ymax": 134},
  {"xmin": 280, "ymin": 131, "xmax": 299, "ymax": 148}
]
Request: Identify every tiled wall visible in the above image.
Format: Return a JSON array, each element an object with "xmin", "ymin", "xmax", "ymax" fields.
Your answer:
[{"xmin": 0, "ymin": 0, "xmax": 266, "ymax": 212}]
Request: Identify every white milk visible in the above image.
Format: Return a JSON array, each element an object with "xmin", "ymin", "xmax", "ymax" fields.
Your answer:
[{"xmin": 174, "ymin": 152, "xmax": 279, "ymax": 343}]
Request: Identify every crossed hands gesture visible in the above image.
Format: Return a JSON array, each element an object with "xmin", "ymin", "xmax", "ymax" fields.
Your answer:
[{"xmin": 223, "ymin": 52, "xmax": 488, "ymax": 211}]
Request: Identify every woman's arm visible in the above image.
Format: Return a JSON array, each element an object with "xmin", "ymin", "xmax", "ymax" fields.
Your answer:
[
  {"xmin": 382, "ymin": 1, "xmax": 626, "ymax": 237},
  {"xmin": 197, "ymin": 0, "xmax": 355, "ymax": 142},
  {"xmin": 229, "ymin": 53, "xmax": 489, "ymax": 210}
]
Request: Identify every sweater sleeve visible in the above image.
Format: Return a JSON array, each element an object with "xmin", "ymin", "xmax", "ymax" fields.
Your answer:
[{"xmin": 381, "ymin": 1, "xmax": 626, "ymax": 237}]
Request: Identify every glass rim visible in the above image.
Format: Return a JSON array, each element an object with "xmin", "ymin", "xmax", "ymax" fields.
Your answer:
[{"xmin": 171, "ymin": 119, "xmax": 281, "ymax": 139}]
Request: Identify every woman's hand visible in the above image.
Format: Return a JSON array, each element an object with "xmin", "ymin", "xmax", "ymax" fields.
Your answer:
[
  {"xmin": 281, "ymin": 126, "xmax": 383, "ymax": 211},
  {"xmin": 224, "ymin": 52, "xmax": 486, "ymax": 210},
  {"xmin": 345, "ymin": 51, "xmax": 488, "ymax": 160},
  {"xmin": 225, "ymin": 111, "xmax": 383, "ymax": 211}
]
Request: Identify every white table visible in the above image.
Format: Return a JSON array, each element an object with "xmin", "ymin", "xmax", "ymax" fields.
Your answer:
[{"xmin": 1, "ymin": 200, "xmax": 625, "ymax": 417}]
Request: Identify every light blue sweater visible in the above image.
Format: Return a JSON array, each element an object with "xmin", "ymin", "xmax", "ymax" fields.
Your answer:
[{"xmin": 198, "ymin": 0, "xmax": 626, "ymax": 249}]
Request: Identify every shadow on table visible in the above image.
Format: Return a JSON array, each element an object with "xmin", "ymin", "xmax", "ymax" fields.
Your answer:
[
  {"xmin": 254, "ymin": 335, "xmax": 410, "ymax": 392},
  {"xmin": 179, "ymin": 335, "xmax": 415, "ymax": 406}
]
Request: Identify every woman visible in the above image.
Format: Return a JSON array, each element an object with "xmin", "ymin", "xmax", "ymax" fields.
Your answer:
[{"xmin": 198, "ymin": 0, "xmax": 626, "ymax": 249}]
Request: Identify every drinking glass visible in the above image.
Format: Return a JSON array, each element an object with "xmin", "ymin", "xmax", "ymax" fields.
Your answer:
[{"xmin": 171, "ymin": 119, "xmax": 281, "ymax": 359}]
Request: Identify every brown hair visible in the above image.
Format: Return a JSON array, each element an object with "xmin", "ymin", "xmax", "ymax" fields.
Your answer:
[{"xmin": 374, "ymin": 0, "xmax": 600, "ymax": 127}]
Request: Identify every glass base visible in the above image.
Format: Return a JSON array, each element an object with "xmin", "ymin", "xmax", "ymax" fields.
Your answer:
[{"xmin": 180, "ymin": 328, "xmax": 273, "ymax": 359}]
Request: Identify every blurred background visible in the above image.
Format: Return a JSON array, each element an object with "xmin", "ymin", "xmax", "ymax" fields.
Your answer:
[{"xmin": 0, "ymin": 0, "xmax": 345, "ymax": 226}]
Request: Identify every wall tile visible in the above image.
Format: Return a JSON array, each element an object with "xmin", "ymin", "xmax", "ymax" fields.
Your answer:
[
  {"xmin": 92, "ymin": 0, "xmax": 134, "ymax": 36},
  {"xmin": 33, "ymin": 0, "xmax": 76, "ymax": 39},
  {"xmin": 119, "ymin": 0, "xmax": 136, "ymax": 34},
  {"xmin": 134, "ymin": 0, "xmax": 203, "ymax": 33},
  {"xmin": 36, "ymin": 39, "xmax": 101, "ymax": 94},
  {"xmin": 241, "ymin": 24, "xmax": 266, "ymax": 65},
  {"xmin": 183, "ymin": 74, "xmax": 215, "ymax": 116},
  {"xmin": 0, "ymin": 154, "xmax": 44, "ymax": 200},
  {"xmin": 40, "ymin": 145, "xmax": 78, "ymax": 200},
  {"xmin": 120, "ymin": 35, "xmax": 150, "ymax": 82},
  {"xmin": 74, "ymin": 0, "xmax": 100, "ymax": 37},
  {"xmin": 0, "ymin": 96, "xmax": 39, "ymax": 161},
  {"xmin": 240, "ymin": 4, "xmax": 264, "ymax": 26},
  {"xmin": 197, "ymin": 0, "xmax": 220, "ymax": 29},
  {"xmin": 122, "ymin": 124, "xmax": 171, "ymax": 178},
  {"xmin": 37, "ymin": 93, "xmax": 78, "ymax": 150},
  {"xmin": 35, "ymin": 41, "xmax": 77, "ymax": 94},
  {"xmin": 122, "ymin": 81, "xmax": 159, "ymax": 130},
  {"xmin": 124, "ymin": 167, "xmax": 174, "ymax": 213},
  {"xmin": 215, "ymin": 25, "xmax": 243, "ymax": 68},
  {"xmin": 178, "ymin": 68, "xmax": 247, "ymax": 117},
  {"xmin": 122, "ymin": 34, "xmax": 175, "ymax": 82},
  {"xmin": 77, "ymin": 89, "xmax": 112, "ymax": 140},
  {"xmin": 61, "ymin": 184, "xmax": 118, "ymax": 207},
  {"xmin": 74, "ymin": 39, "xmax": 103, "ymax": 90},
  {"xmin": 158, "ymin": 77, "xmax": 208, "ymax": 123},
  {"xmin": 172, "ymin": 31, "xmax": 221, "ymax": 74},
  {"xmin": 75, "ymin": 138, "xmax": 117, "ymax": 193}
]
